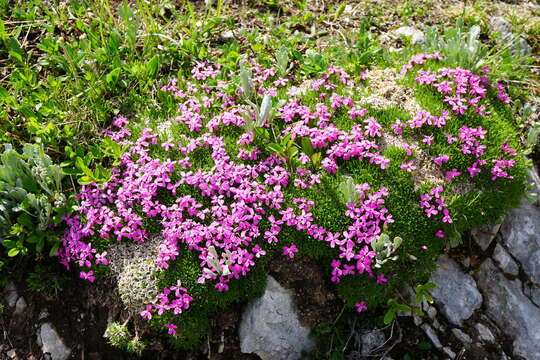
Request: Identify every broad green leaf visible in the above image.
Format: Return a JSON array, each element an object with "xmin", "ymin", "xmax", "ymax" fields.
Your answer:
[
  {"xmin": 311, "ymin": 152, "xmax": 321, "ymax": 166},
  {"xmin": 49, "ymin": 242, "xmax": 60, "ymax": 256},
  {"xmin": 0, "ymin": 19, "xmax": 5, "ymax": 40},
  {"xmin": 7, "ymin": 248, "xmax": 20, "ymax": 257},
  {"xmin": 266, "ymin": 143, "xmax": 283, "ymax": 154},
  {"xmin": 105, "ymin": 68, "xmax": 122, "ymax": 88},
  {"xmin": 287, "ymin": 146, "xmax": 298, "ymax": 159},
  {"xmin": 75, "ymin": 157, "xmax": 93, "ymax": 178},
  {"xmin": 7, "ymin": 38, "xmax": 24, "ymax": 63},
  {"xmin": 2, "ymin": 240, "xmax": 15, "ymax": 248},
  {"xmin": 254, "ymin": 127, "xmax": 268, "ymax": 140},
  {"xmin": 383, "ymin": 310, "xmax": 395, "ymax": 325},
  {"xmin": 301, "ymin": 138, "xmax": 313, "ymax": 156},
  {"xmin": 396, "ymin": 304, "xmax": 412, "ymax": 313}
]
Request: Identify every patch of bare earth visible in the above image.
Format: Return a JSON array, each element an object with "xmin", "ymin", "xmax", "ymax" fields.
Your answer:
[{"xmin": 363, "ymin": 68, "xmax": 421, "ymax": 115}]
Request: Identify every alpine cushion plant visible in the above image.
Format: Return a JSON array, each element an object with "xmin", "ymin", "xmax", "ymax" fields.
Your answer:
[{"xmin": 57, "ymin": 49, "xmax": 527, "ymax": 348}]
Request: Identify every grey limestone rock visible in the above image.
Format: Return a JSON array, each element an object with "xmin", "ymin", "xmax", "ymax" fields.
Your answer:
[
  {"xmin": 492, "ymin": 244, "xmax": 519, "ymax": 276},
  {"xmin": 443, "ymin": 346, "xmax": 457, "ymax": 359},
  {"xmin": 452, "ymin": 328, "xmax": 472, "ymax": 344},
  {"xmin": 421, "ymin": 324, "xmax": 442, "ymax": 349},
  {"xmin": 360, "ymin": 329, "xmax": 386, "ymax": 356},
  {"xmin": 490, "ymin": 17, "xmax": 531, "ymax": 56},
  {"xmin": 429, "ymin": 255, "xmax": 483, "ymax": 325},
  {"xmin": 471, "ymin": 224, "xmax": 501, "ymax": 251},
  {"xmin": 475, "ymin": 323, "xmax": 495, "ymax": 344},
  {"xmin": 13, "ymin": 297, "xmax": 27, "ymax": 316},
  {"xmin": 4, "ymin": 282, "xmax": 18, "ymax": 308},
  {"xmin": 394, "ymin": 26, "xmax": 425, "ymax": 45},
  {"xmin": 524, "ymin": 284, "xmax": 540, "ymax": 308},
  {"xmin": 499, "ymin": 196, "xmax": 540, "ymax": 285},
  {"xmin": 477, "ymin": 259, "xmax": 540, "ymax": 359},
  {"xmin": 38, "ymin": 323, "xmax": 72, "ymax": 360},
  {"xmin": 239, "ymin": 276, "xmax": 314, "ymax": 360}
]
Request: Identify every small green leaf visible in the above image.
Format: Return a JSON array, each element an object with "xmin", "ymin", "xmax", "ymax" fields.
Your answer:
[
  {"xmin": 417, "ymin": 341, "xmax": 432, "ymax": 351},
  {"xmin": 423, "ymin": 281, "xmax": 437, "ymax": 291},
  {"xmin": 7, "ymin": 38, "xmax": 24, "ymax": 63},
  {"xmin": 2, "ymin": 240, "xmax": 15, "ymax": 248},
  {"xmin": 146, "ymin": 55, "xmax": 159, "ymax": 78},
  {"xmin": 75, "ymin": 157, "xmax": 94, "ymax": 178},
  {"xmin": 383, "ymin": 309, "xmax": 395, "ymax": 325},
  {"xmin": 287, "ymin": 146, "xmax": 298, "ymax": 159},
  {"xmin": 8, "ymin": 248, "xmax": 20, "ymax": 257},
  {"xmin": 281, "ymin": 133, "xmax": 292, "ymax": 146},
  {"xmin": 311, "ymin": 152, "xmax": 321, "ymax": 166},
  {"xmin": 105, "ymin": 68, "xmax": 122, "ymax": 88},
  {"xmin": 301, "ymin": 137, "xmax": 313, "ymax": 156},
  {"xmin": 49, "ymin": 242, "xmax": 60, "ymax": 257},
  {"xmin": 254, "ymin": 127, "xmax": 269, "ymax": 140},
  {"xmin": 396, "ymin": 304, "xmax": 412, "ymax": 313},
  {"xmin": 0, "ymin": 19, "xmax": 5, "ymax": 40},
  {"xmin": 267, "ymin": 143, "xmax": 283, "ymax": 154}
]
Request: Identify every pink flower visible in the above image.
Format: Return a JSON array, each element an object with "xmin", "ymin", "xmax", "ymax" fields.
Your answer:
[
  {"xmin": 273, "ymin": 78, "xmax": 288, "ymax": 87},
  {"xmin": 422, "ymin": 135, "xmax": 434, "ymax": 146},
  {"xmin": 400, "ymin": 160, "xmax": 416, "ymax": 172},
  {"xmin": 161, "ymin": 138, "xmax": 175, "ymax": 150},
  {"xmin": 298, "ymin": 153, "xmax": 310, "ymax": 164},
  {"xmin": 402, "ymin": 143, "xmax": 417, "ymax": 156},
  {"xmin": 95, "ymin": 252, "xmax": 108, "ymax": 265},
  {"xmin": 252, "ymin": 245, "xmax": 267, "ymax": 258},
  {"xmin": 445, "ymin": 168, "xmax": 461, "ymax": 182},
  {"xmin": 376, "ymin": 274, "xmax": 388, "ymax": 284},
  {"xmin": 282, "ymin": 244, "xmax": 299, "ymax": 259},
  {"xmin": 435, "ymin": 230, "xmax": 445, "ymax": 238},
  {"xmin": 433, "ymin": 154, "xmax": 449, "ymax": 167},
  {"xmin": 140, "ymin": 305, "xmax": 153, "ymax": 320},
  {"xmin": 364, "ymin": 117, "xmax": 382, "ymax": 137},
  {"xmin": 164, "ymin": 323, "xmax": 177, "ymax": 335},
  {"xmin": 441, "ymin": 209, "xmax": 453, "ymax": 223},
  {"xmin": 80, "ymin": 271, "xmax": 95, "ymax": 282},
  {"xmin": 112, "ymin": 115, "xmax": 129, "ymax": 128},
  {"xmin": 391, "ymin": 120, "xmax": 406, "ymax": 135},
  {"xmin": 355, "ymin": 301, "xmax": 368, "ymax": 313}
]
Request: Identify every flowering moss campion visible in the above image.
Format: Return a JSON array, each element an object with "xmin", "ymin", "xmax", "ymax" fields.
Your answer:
[{"xmin": 57, "ymin": 53, "xmax": 526, "ymax": 342}]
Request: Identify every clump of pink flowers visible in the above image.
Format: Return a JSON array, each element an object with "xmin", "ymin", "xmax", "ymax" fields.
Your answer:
[
  {"xmin": 57, "ymin": 51, "xmax": 523, "ymax": 336},
  {"xmin": 414, "ymin": 66, "xmax": 510, "ymax": 117}
]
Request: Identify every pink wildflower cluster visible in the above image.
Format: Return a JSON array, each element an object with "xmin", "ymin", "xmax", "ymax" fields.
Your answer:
[
  {"xmin": 419, "ymin": 186, "xmax": 452, "ymax": 239},
  {"xmin": 192, "ymin": 61, "xmax": 221, "ymax": 80},
  {"xmin": 327, "ymin": 184, "xmax": 394, "ymax": 283},
  {"xmin": 59, "ymin": 60, "xmax": 395, "ymax": 300},
  {"xmin": 293, "ymin": 168, "xmax": 321, "ymax": 189},
  {"xmin": 490, "ymin": 142, "xmax": 517, "ymax": 181},
  {"xmin": 400, "ymin": 53, "xmax": 443, "ymax": 75},
  {"xmin": 140, "ymin": 281, "xmax": 193, "ymax": 324},
  {"xmin": 414, "ymin": 67, "xmax": 510, "ymax": 116},
  {"xmin": 281, "ymin": 108, "xmax": 390, "ymax": 174},
  {"xmin": 60, "ymin": 52, "xmax": 523, "ymax": 331}
]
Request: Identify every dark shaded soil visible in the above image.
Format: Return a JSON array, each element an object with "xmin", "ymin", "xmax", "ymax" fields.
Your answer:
[
  {"xmin": 267, "ymin": 256, "xmax": 342, "ymax": 328},
  {"xmin": 0, "ymin": 268, "xmax": 258, "ymax": 360}
]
